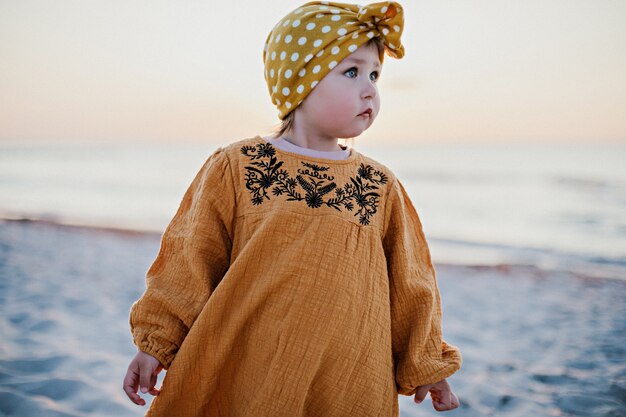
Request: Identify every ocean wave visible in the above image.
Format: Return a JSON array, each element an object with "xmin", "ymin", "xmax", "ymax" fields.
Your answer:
[{"xmin": 430, "ymin": 236, "xmax": 626, "ymax": 281}]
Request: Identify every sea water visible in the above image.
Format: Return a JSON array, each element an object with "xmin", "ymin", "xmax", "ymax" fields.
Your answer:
[{"xmin": 1, "ymin": 139, "xmax": 625, "ymax": 280}]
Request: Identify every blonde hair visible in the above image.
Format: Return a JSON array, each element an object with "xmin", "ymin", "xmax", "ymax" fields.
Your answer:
[{"xmin": 270, "ymin": 36, "xmax": 385, "ymax": 150}]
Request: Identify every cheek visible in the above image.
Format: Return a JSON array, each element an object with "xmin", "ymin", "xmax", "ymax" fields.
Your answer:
[
  {"xmin": 372, "ymin": 95, "xmax": 381, "ymax": 116},
  {"xmin": 309, "ymin": 88, "xmax": 349, "ymax": 118}
]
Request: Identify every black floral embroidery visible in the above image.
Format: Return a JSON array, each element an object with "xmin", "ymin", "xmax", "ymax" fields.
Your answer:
[{"xmin": 240, "ymin": 142, "xmax": 388, "ymax": 225}]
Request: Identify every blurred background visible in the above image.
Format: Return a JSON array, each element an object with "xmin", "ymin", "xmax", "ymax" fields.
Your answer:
[{"xmin": 1, "ymin": 1, "xmax": 625, "ymax": 416}]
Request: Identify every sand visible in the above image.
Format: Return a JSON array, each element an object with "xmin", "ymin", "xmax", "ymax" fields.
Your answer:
[{"xmin": 0, "ymin": 219, "xmax": 624, "ymax": 417}]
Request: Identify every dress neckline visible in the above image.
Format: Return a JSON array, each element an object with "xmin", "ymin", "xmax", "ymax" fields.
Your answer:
[{"xmin": 254, "ymin": 135, "xmax": 359, "ymax": 165}]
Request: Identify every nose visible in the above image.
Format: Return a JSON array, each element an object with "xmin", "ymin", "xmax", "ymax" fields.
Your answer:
[{"xmin": 361, "ymin": 78, "xmax": 377, "ymax": 100}]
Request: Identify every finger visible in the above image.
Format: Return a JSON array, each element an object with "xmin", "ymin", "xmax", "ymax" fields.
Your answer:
[
  {"xmin": 432, "ymin": 386, "xmax": 452, "ymax": 411},
  {"xmin": 123, "ymin": 368, "xmax": 146, "ymax": 406},
  {"xmin": 149, "ymin": 372, "xmax": 160, "ymax": 396},
  {"xmin": 428, "ymin": 387, "xmax": 440, "ymax": 403},
  {"xmin": 450, "ymin": 392, "xmax": 460, "ymax": 409},
  {"xmin": 123, "ymin": 380, "xmax": 144, "ymax": 405},
  {"xmin": 414, "ymin": 385, "xmax": 431, "ymax": 403},
  {"xmin": 139, "ymin": 364, "xmax": 153, "ymax": 394}
]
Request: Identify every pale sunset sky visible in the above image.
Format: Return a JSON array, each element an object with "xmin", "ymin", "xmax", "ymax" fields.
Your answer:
[{"xmin": 1, "ymin": 0, "xmax": 625, "ymax": 144}]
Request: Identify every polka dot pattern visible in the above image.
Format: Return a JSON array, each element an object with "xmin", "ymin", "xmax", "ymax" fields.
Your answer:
[{"xmin": 263, "ymin": 1, "xmax": 405, "ymax": 119}]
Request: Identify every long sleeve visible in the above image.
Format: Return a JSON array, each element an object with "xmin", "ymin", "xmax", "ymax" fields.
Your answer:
[
  {"xmin": 129, "ymin": 147, "xmax": 235, "ymax": 369},
  {"xmin": 382, "ymin": 176, "xmax": 462, "ymax": 396}
]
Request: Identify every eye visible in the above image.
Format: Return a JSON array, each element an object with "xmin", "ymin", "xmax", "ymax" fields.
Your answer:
[
  {"xmin": 344, "ymin": 67, "xmax": 358, "ymax": 78},
  {"xmin": 370, "ymin": 71, "xmax": 380, "ymax": 82}
]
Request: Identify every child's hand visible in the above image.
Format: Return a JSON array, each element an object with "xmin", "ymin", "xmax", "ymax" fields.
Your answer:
[
  {"xmin": 414, "ymin": 378, "xmax": 459, "ymax": 412},
  {"xmin": 123, "ymin": 350, "xmax": 164, "ymax": 406}
]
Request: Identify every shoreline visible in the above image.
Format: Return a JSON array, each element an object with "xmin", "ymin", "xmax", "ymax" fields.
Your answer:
[
  {"xmin": 1, "ymin": 216, "xmax": 622, "ymax": 284},
  {"xmin": 0, "ymin": 216, "xmax": 161, "ymax": 238}
]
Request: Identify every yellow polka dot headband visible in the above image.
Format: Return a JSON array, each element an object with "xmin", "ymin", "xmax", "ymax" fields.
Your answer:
[{"xmin": 263, "ymin": 1, "xmax": 405, "ymax": 120}]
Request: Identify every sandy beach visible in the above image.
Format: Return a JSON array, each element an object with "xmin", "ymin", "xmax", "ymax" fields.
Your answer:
[{"xmin": 0, "ymin": 218, "xmax": 625, "ymax": 417}]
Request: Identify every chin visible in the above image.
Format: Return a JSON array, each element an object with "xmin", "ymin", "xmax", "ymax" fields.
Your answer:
[
  {"xmin": 336, "ymin": 124, "xmax": 372, "ymax": 139},
  {"xmin": 336, "ymin": 130, "xmax": 365, "ymax": 139}
]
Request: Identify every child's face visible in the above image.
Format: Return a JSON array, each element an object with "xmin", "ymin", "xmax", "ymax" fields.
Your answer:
[{"xmin": 295, "ymin": 43, "xmax": 382, "ymax": 139}]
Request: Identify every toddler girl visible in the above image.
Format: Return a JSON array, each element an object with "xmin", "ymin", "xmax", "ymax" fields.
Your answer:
[{"xmin": 123, "ymin": 2, "xmax": 462, "ymax": 415}]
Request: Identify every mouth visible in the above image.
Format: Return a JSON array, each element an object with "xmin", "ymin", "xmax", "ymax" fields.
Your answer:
[{"xmin": 358, "ymin": 108, "xmax": 373, "ymax": 118}]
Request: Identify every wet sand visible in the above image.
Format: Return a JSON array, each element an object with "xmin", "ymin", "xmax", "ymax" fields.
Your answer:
[{"xmin": 0, "ymin": 219, "xmax": 624, "ymax": 417}]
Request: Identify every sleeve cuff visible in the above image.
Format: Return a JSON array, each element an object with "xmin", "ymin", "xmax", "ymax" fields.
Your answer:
[
  {"xmin": 133, "ymin": 336, "xmax": 177, "ymax": 370},
  {"xmin": 396, "ymin": 343, "xmax": 463, "ymax": 396}
]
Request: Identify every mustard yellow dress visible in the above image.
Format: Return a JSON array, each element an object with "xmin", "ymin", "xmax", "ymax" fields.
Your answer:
[{"xmin": 129, "ymin": 136, "xmax": 462, "ymax": 417}]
